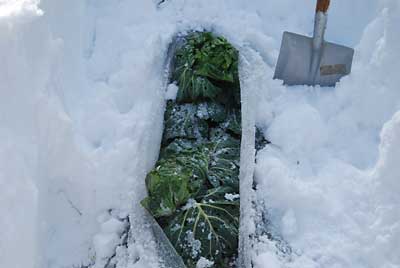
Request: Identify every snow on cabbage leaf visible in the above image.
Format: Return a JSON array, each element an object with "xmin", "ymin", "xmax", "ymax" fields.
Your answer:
[
  {"xmin": 164, "ymin": 188, "xmax": 239, "ymax": 267},
  {"xmin": 173, "ymin": 32, "xmax": 240, "ymax": 104}
]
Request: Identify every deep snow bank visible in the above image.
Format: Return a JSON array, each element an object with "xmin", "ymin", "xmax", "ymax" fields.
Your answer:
[
  {"xmin": 0, "ymin": 0, "xmax": 399, "ymax": 268},
  {"xmin": 253, "ymin": 1, "xmax": 400, "ymax": 267},
  {"xmin": 0, "ymin": 1, "xmax": 51, "ymax": 267},
  {"xmin": 33, "ymin": 0, "xmax": 171, "ymax": 267}
]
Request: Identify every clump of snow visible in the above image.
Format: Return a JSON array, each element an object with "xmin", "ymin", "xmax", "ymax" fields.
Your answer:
[
  {"xmin": 185, "ymin": 231, "xmax": 202, "ymax": 258},
  {"xmin": 182, "ymin": 198, "xmax": 197, "ymax": 210},
  {"xmin": 92, "ymin": 216, "xmax": 127, "ymax": 268},
  {"xmin": 196, "ymin": 257, "xmax": 214, "ymax": 268},
  {"xmin": 165, "ymin": 83, "xmax": 179, "ymax": 100},
  {"xmin": 224, "ymin": 193, "xmax": 240, "ymax": 201}
]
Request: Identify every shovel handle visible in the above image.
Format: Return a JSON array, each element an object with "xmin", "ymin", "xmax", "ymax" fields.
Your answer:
[{"xmin": 316, "ymin": 0, "xmax": 330, "ymax": 13}]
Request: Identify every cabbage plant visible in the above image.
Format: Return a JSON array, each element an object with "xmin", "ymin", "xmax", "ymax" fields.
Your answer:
[{"xmin": 142, "ymin": 32, "xmax": 240, "ymax": 268}]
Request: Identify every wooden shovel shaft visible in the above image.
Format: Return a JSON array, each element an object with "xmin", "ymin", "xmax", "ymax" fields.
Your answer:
[
  {"xmin": 316, "ymin": 0, "xmax": 330, "ymax": 13},
  {"xmin": 311, "ymin": 1, "xmax": 330, "ymax": 84}
]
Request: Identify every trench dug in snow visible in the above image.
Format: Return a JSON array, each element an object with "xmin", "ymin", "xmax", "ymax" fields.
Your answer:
[{"xmin": 1, "ymin": 1, "xmax": 400, "ymax": 268}]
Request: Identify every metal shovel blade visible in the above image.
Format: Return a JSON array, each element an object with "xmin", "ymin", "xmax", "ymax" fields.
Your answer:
[{"xmin": 274, "ymin": 31, "xmax": 354, "ymax": 87}]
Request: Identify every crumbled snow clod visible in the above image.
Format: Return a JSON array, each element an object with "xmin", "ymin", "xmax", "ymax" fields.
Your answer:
[
  {"xmin": 196, "ymin": 257, "xmax": 214, "ymax": 268},
  {"xmin": 224, "ymin": 193, "xmax": 240, "ymax": 201},
  {"xmin": 100, "ymin": 217, "xmax": 127, "ymax": 235},
  {"xmin": 92, "ymin": 216, "xmax": 127, "ymax": 268},
  {"xmin": 165, "ymin": 83, "xmax": 179, "ymax": 100},
  {"xmin": 185, "ymin": 231, "xmax": 202, "ymax": 258},
  {"xmin": 182, "ymin": 198, "xmax": 197, "ymax": 210}
]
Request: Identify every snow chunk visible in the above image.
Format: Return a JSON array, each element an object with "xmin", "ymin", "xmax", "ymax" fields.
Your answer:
[
  {"xmin": 185, "ymin": 231, "xmax": 202, "ymax": 258},
  {"xmin": 92, "ymin": 217, "xmax": 127, "ymax": 268},
  {"xmin": 182, "ymin": 198, "xmax": 197, "ymax": 210},
  {"xmin": 93, "ymin": 232, "xmax": 120, "ymax": 268},
  {"xmin": 224, "ymin": 193, "xmax": 240, "ymax": 201},
  {"xmin": 165, "ymin": 83, "xmax": 179, "ymax": 100},
  {"xmin": 196, "ymin": 257, "xmax": 214, "ymax": 268},
  {"xmin": 100, "ymin": 218, "xmax": 126, "ymax": 235}
]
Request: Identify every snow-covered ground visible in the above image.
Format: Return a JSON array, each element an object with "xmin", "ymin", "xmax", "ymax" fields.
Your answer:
[{"xmin": 0, "ymin": 0, "xmax": 399, "ymax": 268}]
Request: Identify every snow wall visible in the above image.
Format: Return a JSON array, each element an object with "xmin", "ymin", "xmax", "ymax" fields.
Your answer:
[{"xmin": 0, "ymin": 0, "xmax": 399, "ymax": 268}]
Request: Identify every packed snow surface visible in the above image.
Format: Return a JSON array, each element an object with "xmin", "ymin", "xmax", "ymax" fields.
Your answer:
[{"xmin": 0, "ymin": 0, "xmax": 399, "ymax": 268}]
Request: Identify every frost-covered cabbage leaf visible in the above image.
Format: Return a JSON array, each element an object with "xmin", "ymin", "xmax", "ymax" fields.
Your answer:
[
  {"xmin": 207, "ymin": 132, "xmax": 240, "ymax": 188},
  {"xmin": 161, "ymin": 134, "xmax": 240, "ymax": 189},
  {"xmin": 141, "ymin": 158, "xmax": 193, "ymax": 218},
  {"xmin": 163, "ymin": 101, "xmax": 209, "ymax": 143},
  {"xmin": 196, "ymin": 102, "xmax": 227, "ymax": 123},
  {"xmin": 173, "ymin": 32, "xmax": 240, "ymax": 103},
  {"xmin": 164, "ymin": 188, "xmax": 239, "ymax": 267},
  {"xmin": 224, "ymin": 109, "xmax": 241, "ymax": 136}
]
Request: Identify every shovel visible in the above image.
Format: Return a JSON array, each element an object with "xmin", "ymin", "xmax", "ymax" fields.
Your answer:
[{"xmin": 274, "ymin": 0, "xmax": 354, "ymax": 87}]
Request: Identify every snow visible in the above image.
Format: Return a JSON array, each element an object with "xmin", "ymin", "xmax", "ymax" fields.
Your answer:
[
  {"xmin": 0, "ymin": 0, "xmax": 399, "ymax": 268},
  {"xmin": 253, "ymin": 252, "xmax": 281, "ymax": 268},
  {"xmin": 165, "ymin": 83, "xmax": 179, "ymax": 100},
  {"xmin": 182, "ymin": 198, "xmax": 197, "ymax": 211},
  {"xmin": 196, "ymin": 257, "xmax": 214, "ymax": 268},
  {"xmin": 0, "ymin": 0, "xmax": 42, "ymax": 18},
  {"xmin": 92, "ymin": 215, "xmax": 127, "ymax": 268},
  {"xmin": 185, "ymin": 231, "xmax": 202, "ymax": 259},
  {"xmin": 253, "ymin": 1, "xmax": 400, "ymax": 267},
  {"xmin": 225, "ymin": 193, "xmax": 240, "ymax": 201}
]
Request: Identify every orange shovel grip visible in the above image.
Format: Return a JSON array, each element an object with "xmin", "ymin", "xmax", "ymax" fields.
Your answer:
[{"xmin": 316, "ymin": 0, "xmax": 330, "ymax": 13}]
